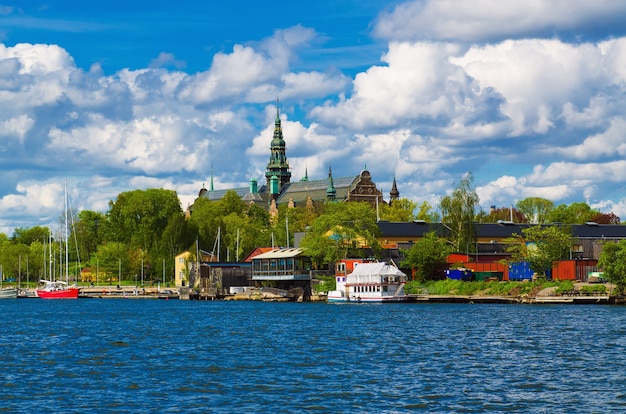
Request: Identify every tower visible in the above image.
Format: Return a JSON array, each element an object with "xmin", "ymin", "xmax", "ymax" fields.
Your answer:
[
  {"xmin": 390, "ymin": 176, "xmax": 400, "ymax": 204},
  {"xmin": 265, "ymin": 103, "xmax": 291, "ymax": 193}
]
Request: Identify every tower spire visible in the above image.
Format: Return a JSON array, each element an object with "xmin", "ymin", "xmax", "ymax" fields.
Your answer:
[
  {"xmin": 390, "ymin": 176, "xmax": 399, "ymax": 204},
  {"xmin": 265, "ymin": 98, "xmax": 291, "ymax": 191},
  {"xmin": 326, "ymin": 166, "xmax": 336, "ymax": 201}
]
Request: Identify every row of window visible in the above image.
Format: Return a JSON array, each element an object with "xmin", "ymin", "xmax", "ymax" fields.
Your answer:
[{"xmin": 352, "ymin": 285, "xmax": 388, "ymax": 293}]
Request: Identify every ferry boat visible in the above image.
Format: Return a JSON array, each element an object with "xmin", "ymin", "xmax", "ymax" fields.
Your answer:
[{"xmin": 327, "ymin": 261, "xmax": 408, "ymax": 303}]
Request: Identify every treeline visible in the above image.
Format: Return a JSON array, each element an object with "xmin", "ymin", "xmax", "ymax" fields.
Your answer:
[{"xmin": 0, "ymin": 173, "xmax": 621, "ymax": 283}]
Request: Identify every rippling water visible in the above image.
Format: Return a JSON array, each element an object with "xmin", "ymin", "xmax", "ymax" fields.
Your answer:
[{"xmin": 0, "ymin": 299, "xmax": 624, "ymax": 412}]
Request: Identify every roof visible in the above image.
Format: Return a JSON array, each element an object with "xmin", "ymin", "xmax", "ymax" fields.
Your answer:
[
  {"xmin": 252, "ymin": 248, "xmax": 304, "ymax": 259},
  {"xmin": 276, "ymin": 176, "xmax": 358, "ymax": 205},
  {"xmin": 377, "ymin": 221, "xmax": 450, "ymax": 238},
  {"xmin": 350, "ymin": 262, "xmax": 406, "ymax": 277},
  {"xmin": 376, "ymin": 221, "xmax": 626, "ymax": 240}
]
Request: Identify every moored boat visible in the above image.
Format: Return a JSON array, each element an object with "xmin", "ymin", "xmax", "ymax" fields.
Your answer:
[
  {"xmin": 327, "ymin": 261, "xmax": 408, "ymax": 303},
  {"xmin": 0, "ymin": 287, "xmax": 18, "ymax": 299},
  {"xmin": 36, "ymin": 280, "xmax": 80, "ymax": 299}
]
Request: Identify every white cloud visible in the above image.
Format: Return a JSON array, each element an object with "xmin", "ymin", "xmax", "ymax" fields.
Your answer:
[
  {"xmin": 1, "ymin": 114, "xmax": 33, "ymax": 141},
  {"xmin": 452, "ymin": 39, "xmax": 620, "ymax": 136},
  {"xmin": 373, "ymin": 0, "xmax": 626, "ymax": 42},
  {"xmin": 312, "ymin": 42, "xmax": 481, "ymax": 129},
  {"xmin": 550, "ymin": 118, "xmax": 626, "ymax": 161},
  {"xmin": 176, "ymin": 26, "xmax": 317, "ymax": 105}
]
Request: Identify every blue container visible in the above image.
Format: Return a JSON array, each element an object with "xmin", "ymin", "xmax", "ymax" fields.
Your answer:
[
  {"xmin": 508, "ymin": 261, "xmax": 533, "ymax": 281},
  {"xmin": 446, "ymin": 269, "xmax": 474, "ymax": 281}
]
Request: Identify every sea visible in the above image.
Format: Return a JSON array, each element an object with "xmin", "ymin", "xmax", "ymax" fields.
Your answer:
[{"xmin": 0, "ymin": 299, "xmax": 624, "ymax": 413}]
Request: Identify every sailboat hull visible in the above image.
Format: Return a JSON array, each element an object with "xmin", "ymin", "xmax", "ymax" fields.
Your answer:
[{"xmin": 36, "ymin": 286, "xmax": 80, "ymax": 299}]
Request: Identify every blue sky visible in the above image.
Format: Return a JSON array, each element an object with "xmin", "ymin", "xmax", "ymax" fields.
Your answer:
[{"xmin": 2, "ymin": 0, "xmax": 626, "ymax": 233}]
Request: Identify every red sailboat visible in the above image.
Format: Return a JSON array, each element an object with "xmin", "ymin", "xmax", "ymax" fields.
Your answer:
[
  {"xmin": 36, "ymin": 180, "xmax": 80, "ymax": 300},
  {"xmin": 36, "ymin": 280, "xmax": 79, "ymax": 299}
]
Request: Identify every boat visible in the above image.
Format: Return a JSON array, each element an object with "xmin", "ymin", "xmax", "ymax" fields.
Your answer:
[
  {"xmin": 0, "ymin": 266, "xmax": 17, "ymax": 299},
  {"xmin": 36, "ymin": 180, "xmax": 80, "ymax": 300},
  {"xmin": 0, "ymin": 287, "xmax": 17, "ymax": 299},
  {"xmin": 157, "ymin": 289, "xmax": 179, "ymax": 300},
  {"xmin": 36, "ymin": 280, "xmax": 79, "ymax": 299},
  {"xmin": 327, "ymin": 261, "xmax": 408, "ymax": 303}
]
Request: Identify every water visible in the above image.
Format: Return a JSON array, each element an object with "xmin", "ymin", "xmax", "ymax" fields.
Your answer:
[{"xmin": 0, "ymin": 300, "xmax": 624, "ymax": 413}]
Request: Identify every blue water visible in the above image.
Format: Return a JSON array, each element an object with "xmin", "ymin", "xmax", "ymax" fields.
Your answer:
[{"xmin": 0, "ymin": 300, "xmax": 624, "ymax": 413}]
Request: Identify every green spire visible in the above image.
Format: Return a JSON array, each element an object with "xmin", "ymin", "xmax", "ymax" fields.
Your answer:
[{"xmin": 326, "ymin": 166, "xmax": 336, "ymax": 201}]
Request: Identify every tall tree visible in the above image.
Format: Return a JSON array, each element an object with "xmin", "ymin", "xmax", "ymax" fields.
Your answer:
[
  {"xmin": 439, "ymin": 173, "xmax": 479, "ymax": 252},
  {"xmin": 515, "ymin": 197, "xmax": 554, "ymax": 224},
  {"xmin": 107, "ymin": 188, "xmax": 183, "ymax": 250}
]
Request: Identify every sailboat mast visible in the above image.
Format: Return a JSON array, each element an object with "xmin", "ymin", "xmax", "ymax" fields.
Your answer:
[{"xmin": 65, "ymin": 180, "xmax": 69, "ymax": 284}]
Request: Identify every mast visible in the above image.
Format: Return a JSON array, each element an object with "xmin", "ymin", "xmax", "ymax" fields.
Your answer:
[{"xmin": 65, "ymin": 180, "xmax": 69, "ymax": 284}]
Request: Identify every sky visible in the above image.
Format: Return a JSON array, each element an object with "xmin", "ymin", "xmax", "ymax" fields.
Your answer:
[{"xmin": 1, "ymin": 0, "xmax": 626, "ymax": 234}]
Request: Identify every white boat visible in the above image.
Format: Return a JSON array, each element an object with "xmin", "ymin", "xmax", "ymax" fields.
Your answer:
[
  {"xmin": 0, "ymin": 265, "xmax": 17, "ymax": 299},
  {"xmin": 327, "ymin": 261, "xmax": 408, "ymax": 303},
  {"xmin": 0, "ymin": 287, "xmax": 17, "ymax": 299}
]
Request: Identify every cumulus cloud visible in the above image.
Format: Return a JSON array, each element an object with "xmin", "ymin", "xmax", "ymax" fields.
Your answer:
[
  {"xmin": 373, "ymin": 0, "xmax": 626, "ymax": 43},
  {"xmin": 176, "ymin": 26, "xmax": 320, "ymax": 105}
]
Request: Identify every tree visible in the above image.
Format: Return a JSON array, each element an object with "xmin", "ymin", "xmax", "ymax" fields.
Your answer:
[
  {"xmin": 546, "ymin": 202, "xmax": 597, "ymax": 224},
  {"xmin": 11, "ymin": 226, "xmax": 50, "ymax": 246},
  {"xmin": 515, "ymin": 197, "xmax": 554, "ymax": 224},
  {"xmin": 300, "ymin": 202, "xmax": 381, "ymax": 269},
  {"xmin": 590, "ymin": 212, "xmax": 621, "ymax": 224},
  {"xmin": 415, "ymin": 201, "xmax": 441, "ymax": 222},
  {"xmin": 380, "ymin": 198, "xmax": 417, "ymax": 222},
  {"xmin": 92, "ymin": 242, "xmax": 130, "ymax": 283},
  {"xmin": 597, "ymin": 240, "xmax": 626, "ymax": 293},
  {"xmin": 439, "ymin": 173, "xmax": 479, "ymax": 252},
  {"xmin": 401, "ymin": 231, "xmax": 452, "ymax": 282},
  {"xmin": 506, "ymin": 225, "xmax": 572, "ymax": 279},
  {"xmin": 107, "ymin": 188, "xmax": 183, "ymax": 250},
  {"xmin": 72, "ymin": 210, "xmax": 106, "ymax": 262},
  {"xmin": 483, "ymin": 206, "xmax": 527, "ymax": 223}
]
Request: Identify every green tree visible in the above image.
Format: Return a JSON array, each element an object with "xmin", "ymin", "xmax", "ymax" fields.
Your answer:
[
  {"xmin": 515, "ymin": 197, "xmax": 554, "ymax": 224},
  {"xmin": 92, "ymin": 242, "xmax": 130, "ymax": 283},
  {"xmin": 11, "ymin": 226, "xmax": 50, "ymax": 246},
  {"xmin": 597, "ymin": 240, "xmax": 626, "ymax": 293},
  {"xmin": 380, "ymin": 198, "xmax": 417, "ymax": 222},
  {"xmin": 506, "ymin": 225, "xmax": 572, "ymax": 279},
  {"xmin": 106, "ymin": 188, "xmax": 183, "ymax": 250},
  {"xmin": 72, "ymin": 210, "xmax": 106, "ymax": 262},
  {"xmin": 300, "ymin": 202, "xmax": 381, "ymax": 269},
  {"xmin": 546, "ymin": 202, "xmax": 597, "ymax": 224},
  {"xmin": 401, "ymin": 231, "xmax": 452, "ymax": 282},
  {"xmin": 439, "ymin": 173, "xmax": 479, "ymax": 252},
  {"xmin": 415, "ymin": 201, "xmax": 441, "ymax": 222}
]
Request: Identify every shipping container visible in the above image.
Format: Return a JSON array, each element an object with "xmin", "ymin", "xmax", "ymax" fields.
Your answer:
[
  {"xmin": 474, "ymin": 271, "xmax": 504, "ymax": 282},
  {"xmin": 445, "ymin": 268, "xmax": 474, "ymax": 281},
  {"xmin": 507, "ymin": 261, "xmax": 534, "ymax": 281}
]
